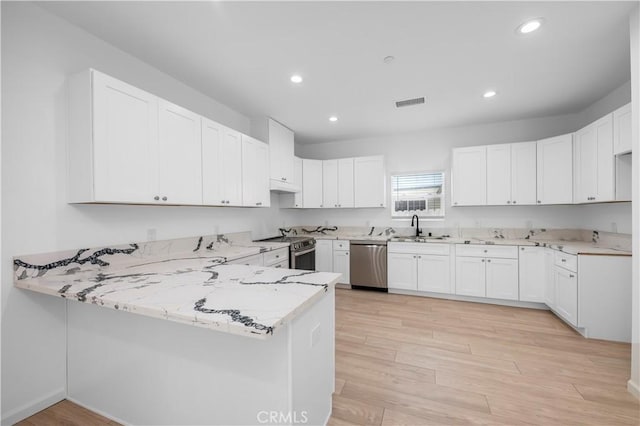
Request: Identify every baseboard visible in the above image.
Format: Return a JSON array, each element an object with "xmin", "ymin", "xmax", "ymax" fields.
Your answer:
[
  {"xmin": 66, "ymin": 396, "xmax": 129, "ymax": 426},
  {"xmin": 1, "ymin": 388, "xmax": 65, "ymax": 426},
  {"xmin": 387, "ymin": 289, "xmax": 548, "ymax": 310},
  {"xmin": 628, "ymin": 379, "xmax": 640, "ymax": 399}
]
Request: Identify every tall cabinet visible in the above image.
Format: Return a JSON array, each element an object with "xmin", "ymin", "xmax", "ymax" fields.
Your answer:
[
  {"xmin": 536, "ymin": 134, "xmax": 573, "ymax": 204},
  {"xmin": 452, "ymin": 146, "xmax": 487, "ymax": 206},
  {"xmin": 574, "ymin": 114, "xmax": 615, "ymax": 203},
  {"xmin": 201, "ymin": 119, "xmax": 243, "ymax": 206}
]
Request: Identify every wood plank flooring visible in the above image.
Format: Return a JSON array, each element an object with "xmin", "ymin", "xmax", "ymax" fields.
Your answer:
[
  {"xmin": 19, "ymin": 288, "xmax": 638, "ymax": 425},
  {"xmin": 328, "ymin": 289, "xmax": 638, "ymax": 426}
]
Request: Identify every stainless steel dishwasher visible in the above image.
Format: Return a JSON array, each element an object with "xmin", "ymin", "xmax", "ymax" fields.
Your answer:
[{"xmin": 349, "ymin": 240, "xmax": 388, "ymax": 290}]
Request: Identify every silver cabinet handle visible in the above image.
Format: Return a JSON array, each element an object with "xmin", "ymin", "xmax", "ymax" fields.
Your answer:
[
  {"xmin": 275, "ymin": 255, "xmax": 280, "ymax": 258},
  {"xmin": 537, "ymin": 200, "xmax": 541, "ymax": 204},
  {"xmin": 320, "ymin": 204, "xmax": 323, "ymax": 207},
  {"xmin": 162, "ymin": 196, "xmax": 167, "ymax": 201},
  {"xmin": 513, "ymin": 201, "xmax": 517, "ymax": 204},
  {"xmin": 569, "ymin": 274, "xmax": 575, "ymax": 278},
  {"xmin": 154, "ymin": 196, "xmax": 160, "ymax": 201},
  {"xmin": 487, "ymin": 259, "xmax": 491, "ymax": 263},
  {"xmin": 380, "ymin": 203, "xmax": 383, "ymax": 207},
  {"xmin": 454, "ymin": 202, "xmax": 458, "ymax": 205},
  {"xmin": 256, "ymin": 202, "xmax": 262, "ymax": 206},
  {"xmin": 521, "ymin": 247, "xmax": 524, "ymax": 251},
  {"xmin": 484, "ymin": 249, "xmax": 488, "ymax": 253},
  {"xmin": 481, "ymin": 259, "xmax": 485, "ymax": 262},
  {"xmin": 507, "ymin": 201, "xmax": 511, "ymax": 204},
  {"xmin": 221, "ymin": 200, "xmax": 225, "ymax": 204},
  {"xmin": 561, "ymin": 259, "xmax": 566, "ymax": 262}
]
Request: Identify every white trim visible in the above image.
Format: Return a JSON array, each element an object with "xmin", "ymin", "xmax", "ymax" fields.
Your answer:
[
  {"xmin": 628, "ymin": 379, "xmax": 640, "ymax": 400},
  {"xmin": 388, "ymin": 288, "xmax": 548, "ymax": 310},
  {"xmin": 66, "ymin": 396, "xmax": 129, "ymax": 425},
  {"xmin": 1, "ymin": 388, "xmax": 65, "ymax": 426}
]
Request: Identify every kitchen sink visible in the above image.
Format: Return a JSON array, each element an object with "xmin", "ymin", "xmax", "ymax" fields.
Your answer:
[{"xmin": 390, "ymin": 236, "xmax": 446, "ymax": 242}]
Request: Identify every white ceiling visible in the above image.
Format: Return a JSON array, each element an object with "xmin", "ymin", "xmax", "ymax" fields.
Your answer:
[{"xmin": 38, "ymin": 1, "xmax": 635, "ymax": 144}]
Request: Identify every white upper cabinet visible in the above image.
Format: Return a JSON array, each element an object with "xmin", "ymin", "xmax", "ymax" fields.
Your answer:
[
  {"xmin": 322, "ymin": 159, "xmax": 339, "ymax": 208},
  {"xmin": 252, "ymin": 118, "xmax": 296, "ymax": 191},
  {"xmin": 69, "ymin": 69, "xmax": 159, "ymax": 204},
  {"xmin": 510, "ymin": 142, "xmax": 537, "ymax": 205},
  {"xmin": 337, "ymin": 158, "xmax": 355, "ymax": 208},
  {"xmin": 452, "ymin": 146, "xmax": 487, "ymax": 206},
  {"xmin": 158, "ymin": 100, "xmax": 202, "ymax": 205},
  {"xmin": 486, "ymin": 144, "xmax": 511, "ymax": 205},
  {"xmin": 302, "ymin": 159, "xmax": 323, "ymax": 208},
  {"xmin": 574, "ymin": 114, "xmax": 614, "ymax": 203},
  {"xmin": 536, "ymin": 134, "xmax": 573, "ymax": 205},
  {"xmin": 354, "ymin": 156, "xmax": 386, "ymax": 208},
  {"xmin": 613, "ymin": 103, "xmax": 632, "ymax": 155},
  {"xmin": 241, "ymin": 135, "xmax": 270, "ymax": 207},
  {"xmin": 201, "ymin": 118, "xmax": 243, "ymax": 206},
  {"xmin": 280, "ymin": 156, "xmax": 304, "ymax": 208}
]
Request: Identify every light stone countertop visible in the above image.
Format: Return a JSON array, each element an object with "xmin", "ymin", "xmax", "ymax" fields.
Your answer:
[{"xmin": 14, "ymin": 234, "xmax": 340, "ymax": 339}]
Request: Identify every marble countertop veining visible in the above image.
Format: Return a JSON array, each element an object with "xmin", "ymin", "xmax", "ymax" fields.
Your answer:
[{"xmin": 14, "ymin": 234, "xmax": 340, "ymax": 339}]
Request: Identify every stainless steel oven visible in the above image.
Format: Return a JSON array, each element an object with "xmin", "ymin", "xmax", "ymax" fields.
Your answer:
[{"xmin": 260, "ymin": 236, "xmax": 316, "ymax": 271}]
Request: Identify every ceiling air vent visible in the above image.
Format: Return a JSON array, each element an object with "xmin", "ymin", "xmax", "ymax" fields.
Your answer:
[{"xmin": 395, "ymin": 97, "xmax": 425, "ymax": 108}]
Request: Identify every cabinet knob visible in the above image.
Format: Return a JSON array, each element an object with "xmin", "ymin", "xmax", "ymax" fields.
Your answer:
[
  {"xmin": 481, "ymin": 259, "xmax": 485, "ymax": 262},
  {"xmin": 561, "ymin": 258, "xmax": 566, "ymax": 262},
  {"xmin": 487, "ymin": 259, "xmax": 491, "ymax": 263},
  {"xmin": 521, "ymin": 247, "xmax": 524, "ymax": 251},
  {"xmin": 221, "ymin": 200, "xmax": 225, "ymax": 204},
  {"xmin": 320, "ymin": 204, "xmax": 323, "ymax": 207},
  {"xmin": 484, "ymin": 249, "xmax": 488, "ymax": 253},
  {"xmin": 162, "ymin": 196, "xmax": 167, "ymax": 201},
  {"xmin": 507, "ymin": 201, "xmax": 511, "ymax": 204},
  {"xmin": 569, "ymin": 274, "xmax": 575, "ymax": 278},
  {"xmin": 335, "ymin": 204, "xmax": 338, "ymax": 207},
  {"xmin": 537, "ymin": 200, "xmax": 541, "ymax": 204},
  {"xmin": 154, "ymin": 196, "xmax": 160, "ymax": 201},
  {"xmin": 454, "ymin": 202, "xmax": 458, "ymax": 205},
  {"xmin": 513, "ymin": 201, "xmax": 517, "ymax": 204},
  {"xmin": 256, "ymin": 202, "xmax": 262, "ymax": 206},
  {"xmin": 275, "ymin": 255, "xmax": 280, "ymax": 258}
]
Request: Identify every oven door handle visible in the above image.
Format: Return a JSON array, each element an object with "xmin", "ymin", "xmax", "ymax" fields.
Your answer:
[{"xmin": 293, "ymin": 247, "xmax": 316, "ymax": 257}]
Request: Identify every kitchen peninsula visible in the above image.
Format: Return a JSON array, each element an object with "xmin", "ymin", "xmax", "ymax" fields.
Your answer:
[{"xmin": 14, "ymin": 233, "xmax": 340, "ymax": 425}]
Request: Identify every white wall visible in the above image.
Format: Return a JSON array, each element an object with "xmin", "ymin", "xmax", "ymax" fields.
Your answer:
[
  {"xmin": 296, "ymin": 108, "xmax": 632, "ymax": 233},
  {"xmin": 629, "ymin": 5, "xmax": 640, "ymax": 400},
  {"xmin": 0, "ymin": 3, "xmax": 295, "ymax": 422}
]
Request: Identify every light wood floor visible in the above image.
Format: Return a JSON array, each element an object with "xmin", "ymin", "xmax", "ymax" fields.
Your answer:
[{"xmin": 19, "ymin": 288, "xmax": 639, "ymax": 425}]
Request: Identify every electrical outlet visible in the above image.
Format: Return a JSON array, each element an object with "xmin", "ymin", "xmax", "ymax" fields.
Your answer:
[
  {"xmin": 310, "ymin": 324, "xmax": 321, "ymax": 348},
  {"xmin": 146, "ymin": 228, "xmax": 157, "ymax": 241}
]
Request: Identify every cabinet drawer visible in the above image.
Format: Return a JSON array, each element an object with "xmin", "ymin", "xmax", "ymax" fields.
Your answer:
[
  {"xmin": 455, "ymin": 244, "xmax": 518, "ymax": 259},
  {"xmin": 554, "ymin": 251, "xmax": 577, "ymax": 272},
  {"xmin": 263, "ymin": 247, "xmax": 289, "ymax": 266},
  {"xmin": 226, "ymin": 253, "xmax": 263, "ymax": 266},
  {"xmin": 271, "ymin": 259, "xmax": 289, "ymax": 269},
  {"xmin": 388, "ymin": 242, "xmax": 450, "ymax": 256},
  {"xmin": 333, "ymin": 240, "xmax": 350, "ymax": 251}
]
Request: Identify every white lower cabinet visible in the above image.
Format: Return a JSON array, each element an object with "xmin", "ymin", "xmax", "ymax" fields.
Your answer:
[
  {"xmin": 388, "ymin": 243, "xmax": 451, "ymax": 293},
  {"xmin": 455, "ymin": 257, "xmax": 486, "ymax": 297},
  {"xmin": 315, "ymin": 240, "xmax": 333, "ymax": 273},
  {"xmin": 485, "ymin": 258, "xmax": 519, "ymax": 300},
  {"xmin": 332, "ymin": 240, "xmax": 350, "ymax": 284},
  {"xmin": 544, "ymin": 249, "xmax": 556, "ymax": 308},
  {"xmin": 554, "ymin": 266, "xmax": 578, "ymax": 326},
  {"xmin": 518, "ymin": 246, "xmax": 546, "ymax": 302}
]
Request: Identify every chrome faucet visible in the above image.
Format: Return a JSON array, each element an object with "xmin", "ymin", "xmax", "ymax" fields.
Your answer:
[{"xmin": 411, "ymin": 214, "xmax": 422, "ymax": 238}]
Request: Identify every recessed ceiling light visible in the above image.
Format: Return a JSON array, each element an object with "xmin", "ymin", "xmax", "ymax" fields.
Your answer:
[
  {"xmin": 383, "ymin": 56, "xmax": 395, "ymax": 64},
  {"xmin": 483, "ymin": 90, "xmax": 497, "ymax": 98},
  {"xmin": 329, "ymin": 116, "xmax": 338, "ymax": 122},
  {"xmin": 517, "ymin": 18, "xmax": 543, "ymax": 34},
  {"xmin": 290, "ymin": 74, "xmax": 303, "ymax": 84}
]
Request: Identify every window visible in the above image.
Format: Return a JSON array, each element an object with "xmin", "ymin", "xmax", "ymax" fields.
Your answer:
[{"xmin": 391, "ymin": 171, "xmax": 445, "ymax": 218}]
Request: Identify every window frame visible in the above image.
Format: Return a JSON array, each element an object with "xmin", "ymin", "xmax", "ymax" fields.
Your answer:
[{"xmin": 389, "ymin": 170, "xmax": 446, "ymax": 220}]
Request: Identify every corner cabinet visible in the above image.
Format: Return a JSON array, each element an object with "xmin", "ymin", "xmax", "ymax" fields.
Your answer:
[
  {"xmin": 452, "ymin": 146, "xmax": 487, "ymax": 206},
  {"xmin": 536, "ymin": 134, "xmax": 573, "ymax": 204},
  {"xmin": 574, "ymin": 114, "xmax": 614, "ymax": 203}
]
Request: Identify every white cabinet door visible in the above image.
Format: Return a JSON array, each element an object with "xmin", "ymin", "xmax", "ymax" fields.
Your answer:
[
  {"xmin": 613, "ymin": 103, "xmax": 632, "ymax": 155},
  {"xmin": 554, "ymin": 266, "xmax": 578, "ymax": 326},
  {"xmin": 455, "ymin": 256, "xmax": 486, "ymax": 297},
  {"xmin": 221, "ymin": 127, "xmax": 244, "ymax": 206},
  {"xmin": 511, "ymin": 142, "xmax": 537, "ymax": 205},
  {"xmin": 292, "ymin": 156, "xmax": 303, "ymax": 208},
  {"xmin": 485, "ymin": 258, "xmax": 519, "ymax": 301},
  {"xmin": 354, "ymin": 156, "xmax": 386, "ymax": 207},
  {"xmin": 518, "ymin": 246, "xmax": 546, "ymax": 302},
  {"xmin": 333, "ymin": 250, "xmax": 350, "ymax": 284},
  {"xmin": 417, "ymin": 255, "xmax": 451, "ymax": 294},
  {"xmin": 315, "ymin": 240, "xmax": 333, "ymax": 273},
  {"xmin": 203, "ymin": 119, "xmax": 243, "ymax": 207},
  {"xmin": 337, "ymin": 158, "xmax": 355, "ymax": 208},
  {"xmin": 241, "ymin": 135, "xmax": 270, "ymax": 207},
  {"xmin": 388, "ymin": 253, "xmax": 417, "ymax": 291},
  {"xmin": 322, "ymin": 160, "xmax": 339, "ymax": 208},
  {"xmin": 452, "ymin": 146, "xmax": 487, "ymax": 206},
  {"xmin": 158, "ymin": 100, "xmax": 202, "ymax": 205},
  {"xmin": 537, "ymin": 134, "xmax": 573, "ymax": 205},
  {"xmin": 544, "ymin": 249, "xmax": 556, "ymax": 309},
  {"xmin": 574, "ymin": 114, "xmax": 614, "ymax": 203},
  {"xmin": 268, "ymin": 119, "xmax": 295, "ymax": 184},
  {"xmin": 91, "ymin": 70, "xmax": 158, "ymax": 203},
  {"xmin": 486, "ymin": 144, "xmax": 511, "ymax": 205},
  {"xmin": 302, "ymin": 159, "xmax": 323, "ymax": 208}
]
